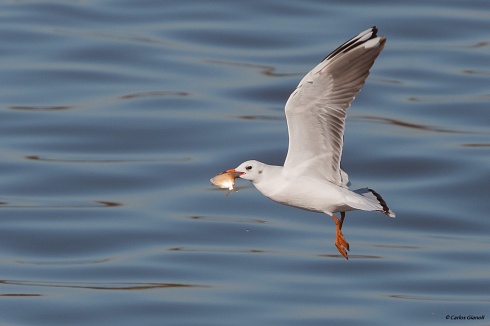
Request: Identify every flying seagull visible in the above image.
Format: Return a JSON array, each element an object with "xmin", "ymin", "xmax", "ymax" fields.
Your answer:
[{"xmin": 225, "ymin": 27, "xmax": 395, "ymax": 259}]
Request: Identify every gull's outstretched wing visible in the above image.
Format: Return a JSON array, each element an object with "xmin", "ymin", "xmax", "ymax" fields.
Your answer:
[{"xmin": 283, "ymin": 27, "xmax": 386, "ymax": 186}]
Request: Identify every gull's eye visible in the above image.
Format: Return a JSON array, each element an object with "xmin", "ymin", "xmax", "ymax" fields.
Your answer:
[{"xmin": 245, "ymin": 165, "xmax": 252, "ymax": 171}]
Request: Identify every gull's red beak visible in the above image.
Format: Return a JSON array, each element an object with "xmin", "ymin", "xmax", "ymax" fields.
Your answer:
[{"xmin": 226, "ymin": 169, "xmax": 244, "ymax": 178}]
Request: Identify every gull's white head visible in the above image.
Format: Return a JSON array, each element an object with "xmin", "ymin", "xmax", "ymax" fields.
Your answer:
[{"xmin": 230, "ymin": 160, "xmax": 266, "ymax": 182}]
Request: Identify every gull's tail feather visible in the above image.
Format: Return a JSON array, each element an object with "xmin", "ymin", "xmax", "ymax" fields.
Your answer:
[{"xmin": 354, "ymin": 188, "xmax": 395, "ymax": 218}]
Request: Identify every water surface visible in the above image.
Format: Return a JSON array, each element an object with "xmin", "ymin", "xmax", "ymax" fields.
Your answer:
[{"xmin": 0, "ymin": 0, "xmax": 489, "ymax": 325}]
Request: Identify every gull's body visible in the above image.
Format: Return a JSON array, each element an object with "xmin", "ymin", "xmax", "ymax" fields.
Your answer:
[{"xmin": 227, "ymin": 27, "xmax": 394, "ymax": 259}]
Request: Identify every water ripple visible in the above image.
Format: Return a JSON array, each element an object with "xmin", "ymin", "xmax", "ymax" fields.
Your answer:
[
  {"xmin": 0, "ymin": 280, "xmax": 208, "ymax": 291},
  {"xmin": 0, "ymin": 0, "xmax": 489, "ymax": 325}
]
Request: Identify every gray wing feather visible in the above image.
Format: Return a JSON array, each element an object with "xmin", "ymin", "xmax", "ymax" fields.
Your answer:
[{"xmin": 283, "ymin": 27, "xmax": 386, "ymax": 186}]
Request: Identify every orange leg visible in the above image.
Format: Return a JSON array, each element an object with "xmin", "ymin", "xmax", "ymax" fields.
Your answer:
[{"xmin": 331, "ymin": 212, "xmax": 349, "ymax": 259}]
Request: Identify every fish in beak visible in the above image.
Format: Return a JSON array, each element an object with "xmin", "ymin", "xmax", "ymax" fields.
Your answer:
[{"xmin": 210, "ymin": 169, "xmax": 244, "ymax": 190}]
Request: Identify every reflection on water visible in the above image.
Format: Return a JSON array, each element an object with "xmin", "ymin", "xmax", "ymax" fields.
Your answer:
[
  {"xmin": 0, "ymin": 293, "xmax": 42, "ymax": 297},
  {"xmin": 188, "ymin": 215, "xmax": 267, "ymax": 225},
  {"xmin": 207, "ymin": 59, "xmax": 302, "ymax": 77},
  {"xmin": 236, "ymin": 115, "xmax": 283, "ymax": 121},
  {"xmin": 15, "ymin": 258, "xmax": 112, "ymax": 266},
  {"xmin": 9, "ymin": 105, "xmax": 74, "ymax": 111},
  {"xmin": 407, "ymin": 94, "xmax": 490, "ymax": 103},
  {"xmin": 1, "ymin": 280, "xmax": 207, "ymax": 291},
  {"xmin": 462, "ymin": 69, "xmax": 490, "ymax": 76},
  {"xmin": 467, "ymin": 41, "xmax": 490, "ymax": 49},
  {"xmin": 119, "ymin": 91, "xmax": 190, "ymax": 100},
  {"xmin": 24, "ymin": 155, "xmax": 193, "ymax": 164},
  {"xmin": 389, "ymin": 294, "xmax": 490, "ymax": 303},
  {"xmin": 0, "ymin": 0, "xmax": 489, "ymax": 325},
  {"xmin": 0, "ymin": 199, "xmax": 122, "ymax": 209},
  {"xmin": 354, "ymin": 115, "xmax": 469, "ymax": 134},
  {"xmin": 461, "ymin": 143, "xmax": 490, "ymax": 147}
]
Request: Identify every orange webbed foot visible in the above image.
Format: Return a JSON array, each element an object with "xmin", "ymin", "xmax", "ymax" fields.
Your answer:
[{"xmin": 332, "ymin": 212, "xmax": 349, "ymax": 260}]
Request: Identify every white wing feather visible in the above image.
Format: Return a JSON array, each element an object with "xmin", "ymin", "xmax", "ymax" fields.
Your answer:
[{"xmin": 283, "ymin": 27, "xmax": 386, "ymax": 186}]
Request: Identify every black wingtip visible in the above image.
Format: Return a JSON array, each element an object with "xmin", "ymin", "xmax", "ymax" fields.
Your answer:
[
  {"xmin": 322, "ymin": 26, "xmax": 381, "ymax": 62},
  {"xmin": 368, "ymin": 188, "xmax": 392, "ymax": 217}
]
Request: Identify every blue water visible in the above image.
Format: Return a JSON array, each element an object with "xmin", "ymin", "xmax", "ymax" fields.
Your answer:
[{"xmin": 1, "ymin": 0, "xmax": 489, "ymax": 325}]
